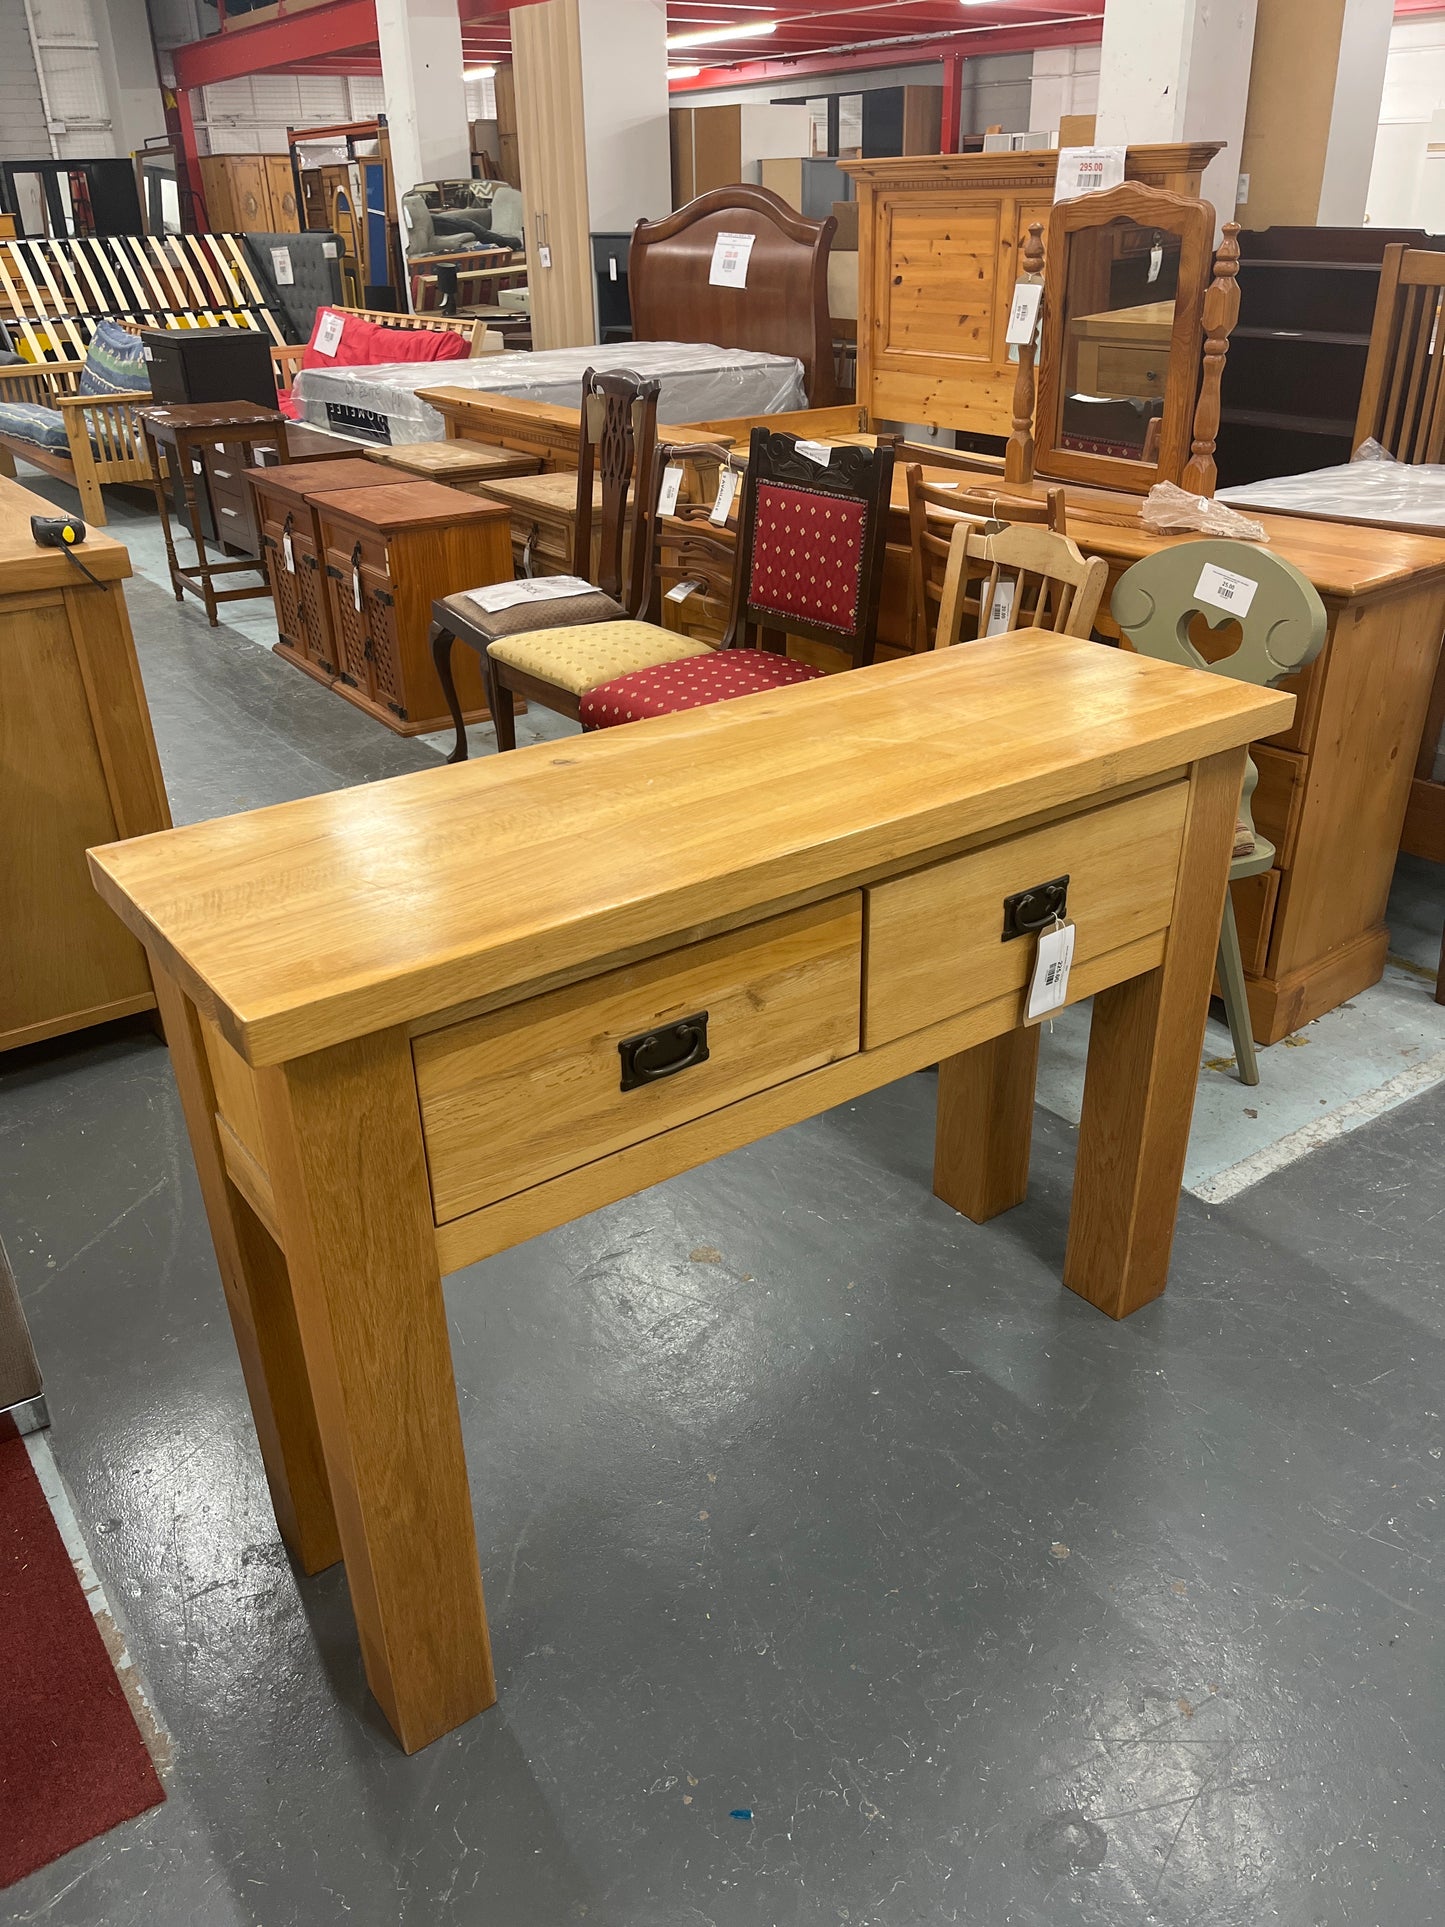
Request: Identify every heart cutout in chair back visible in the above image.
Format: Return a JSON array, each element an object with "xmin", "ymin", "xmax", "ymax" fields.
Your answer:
[{"xmin": 1185, "ymin": 609, "xmax": 1246, "ymax": 669}]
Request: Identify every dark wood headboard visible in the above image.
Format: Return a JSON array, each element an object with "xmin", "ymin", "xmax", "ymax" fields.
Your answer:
[{"xmin": 628, "ymin": 185, "xmax": 837, "ymax": 409}]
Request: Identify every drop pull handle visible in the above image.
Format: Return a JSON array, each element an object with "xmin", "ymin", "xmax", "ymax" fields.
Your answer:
[
  {"xmin": 1001, "ymin": 875, "xmax": 1069, "ymax": 942},
  {"xmin": 618, "ymin": 1011, "xmax": 710, "ymax": 1090}
]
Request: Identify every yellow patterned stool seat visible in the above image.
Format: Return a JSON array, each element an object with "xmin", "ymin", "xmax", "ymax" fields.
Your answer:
[{"xmin": 486, "ymin": 621, "xmax": 716, "ymax": 697}]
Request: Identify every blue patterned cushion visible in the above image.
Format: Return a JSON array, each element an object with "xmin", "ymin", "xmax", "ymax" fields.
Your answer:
[
  {"xmin": 0, "ymin": 399, "xmax": 70, "ymax": 450},
  {"xmin": 77, "ymin": 318, "xmax": 149, "ymax": 397}
]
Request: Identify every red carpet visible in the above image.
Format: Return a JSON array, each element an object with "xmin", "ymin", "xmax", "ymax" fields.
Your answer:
[{"xmin": 0, "ymin": 1436, "xmax": 164, "ymax": 1888}]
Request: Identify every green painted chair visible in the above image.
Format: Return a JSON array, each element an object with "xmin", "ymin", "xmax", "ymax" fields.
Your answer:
[{"xmin": 1112, "ymin": 539, "xmax": 1328, "ymax": 1085}]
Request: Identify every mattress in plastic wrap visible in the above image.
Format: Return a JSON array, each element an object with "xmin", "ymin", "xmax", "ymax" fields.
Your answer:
[
  {"xmin": 1219, "ymin": 460, "xmax": 1445, "ymax": 531},
  {"xmin": 293, "ymin": 340, "xmax": 807, "ymax": 444}
]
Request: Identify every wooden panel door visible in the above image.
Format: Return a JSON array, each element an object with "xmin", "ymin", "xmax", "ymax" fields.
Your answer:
[
  {"xmin": 510, "ymin": 0, "xmax": 595, "ymax": 350},
  {"xmin": 266, "ymin": 156, "xmax": 300, "ymax": 232}
]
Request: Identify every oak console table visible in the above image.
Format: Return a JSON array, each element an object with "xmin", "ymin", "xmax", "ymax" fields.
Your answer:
[
  {"xmin": 2, "ymin": 475, "xmax": 170, "ymax": 1052},
  {"xmin": 91, "ymin": 637, "xmax": 1288, "ymax": 1751}
]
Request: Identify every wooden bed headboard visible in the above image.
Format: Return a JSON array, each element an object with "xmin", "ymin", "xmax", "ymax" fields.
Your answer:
[{"xmin": 628, "ymin": 185, "xmax": 837, "ymax": 409}]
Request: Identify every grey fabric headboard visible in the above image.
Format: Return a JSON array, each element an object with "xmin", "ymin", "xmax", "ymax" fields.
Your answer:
[{"xmin": 241, "ymin": 233, "xmax": 345, "ymax": 343}]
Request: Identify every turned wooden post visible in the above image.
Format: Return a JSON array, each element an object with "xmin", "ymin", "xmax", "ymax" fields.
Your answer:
[
  {"xmin": 1004, "ymin": 221, "xmax": 1045, "ymax": 487},
  {"xmin": 1181, "ymin": 222, "xmax": 1241, "ymax": 498}
]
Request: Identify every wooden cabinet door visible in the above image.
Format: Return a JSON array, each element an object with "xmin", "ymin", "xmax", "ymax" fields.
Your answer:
[
  {"xmin": 266, "ymin": 156, "xmax": 300, "ymax": 232},
  {"xmin": 227, "ymin": 158, "xmax": 275, "ymax": 233}
]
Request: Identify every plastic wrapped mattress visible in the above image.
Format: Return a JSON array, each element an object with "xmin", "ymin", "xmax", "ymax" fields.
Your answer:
[
  {"xmin": 1218, "ymin": 460, "xmax": 1445, "ymax": 531},
  {"xmin": 294, "ymin": 341, "xmax": 807, "ymax": 444}
]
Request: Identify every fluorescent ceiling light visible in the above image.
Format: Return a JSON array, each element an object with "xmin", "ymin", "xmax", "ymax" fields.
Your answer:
[
  {"xmin": 667, "ymin": 64, "xmax": 703, "ymax": 77},
  {"xmin": 464, "ymin": 65, "xmax": 496, "ymax": 79},
  {"xmin": 666, "ymin": 18, "xmax": 778, "ymax": 48}
]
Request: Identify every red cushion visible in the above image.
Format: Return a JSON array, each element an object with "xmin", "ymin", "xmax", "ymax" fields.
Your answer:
[
  {"xmin": 581, "ymin": 650, "xmax": 825, "ymax": 730},
  {"xmin": 747, "ymin": 481, "xmax": 868, "ymax": 635},
  {"xmin": 300, "ymin": 309, "xmax": 470, "ymax": 371}
]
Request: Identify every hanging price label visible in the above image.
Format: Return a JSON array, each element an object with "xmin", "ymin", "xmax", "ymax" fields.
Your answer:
[
  {"xmin": 1025, "ymin": 919, "xmax": 1076, "ymax": 1024},
  {"xmin": 793, "ymin": 440, "xmax": 833, "ymax": 466},
  {"xmin": 1005, "ymin": 281, "xmax": 1043, "ymax": 347},
  {"xmin": 352, "ymin": 566, "xmax": 364, "ymax": 614},
  {"xmin": 984, "ymin": 576, "xmax": 1018, "ymax": 637},
  {"xmin": 282, "ymin": 529, "xmax": 295, "ymax": 573},
  {"xmin": 709, "ymin": 466, "xmax": 739, "ymax": 526},
  {"xmin": 709, "ymin": 230, "xmax": 755, "ymax": 289},
  {"xmin": 656, "ymin": 463, "xmax": 684, "ymax": 518},
  {"xmin": 665, "ymin": 577, "xmax": 707, "ymax": 603}
]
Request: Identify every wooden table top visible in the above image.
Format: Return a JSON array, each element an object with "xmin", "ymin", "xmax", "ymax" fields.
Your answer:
[
  {"xmin": 139, "ymin": 402, "xmax": 286, "ymax": 441},
  {"xmin": 0, "ymin": 472, "xmax": 131, "ymax": 589},
  {"xmin": 90, "ymin": 634, "xmax": 1290, "ymax": 1069}
]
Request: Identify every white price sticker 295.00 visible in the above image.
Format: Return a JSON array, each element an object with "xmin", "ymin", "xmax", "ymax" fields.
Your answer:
[{"xmin": 1194, "ymin": 561, "xmax": 1258, "ymax": 618}]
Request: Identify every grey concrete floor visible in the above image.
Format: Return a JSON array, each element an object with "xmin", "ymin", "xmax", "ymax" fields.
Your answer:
[{"xmin": 3, "ymin": 475, "xmax": 1445, "ymax": 1926}]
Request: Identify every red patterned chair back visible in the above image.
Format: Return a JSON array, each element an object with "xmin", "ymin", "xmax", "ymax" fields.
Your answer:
[
  {"xmin": 575, "ymin": 366, "xmax": 661, "ymax": 611},
  {"xmin": 724, "ymin": 428, "xmax": 895, "ymax": 665}
]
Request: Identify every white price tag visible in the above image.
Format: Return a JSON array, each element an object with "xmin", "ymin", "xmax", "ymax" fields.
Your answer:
[
  {"xmin": 793, "ymin": 439, "xmax": 833, "ymax": 466},
  {"xmin": 656, "ymin": 463, "xmax": 684, "ymax": 518},
  {"xmin": 141, "ymin": 345, "xmax": 153, "ymax": 362},
  {"xmin": 270, "ymin": 246, "xmax": 294, "ymax": 286},
  {"xmin": 322, "ymin": 240, "xmax": 339, "ymax": 258},
  {"xmin": 1148, "ymin": 242, "xmax": 1163, "ymax": 284},
  {"xmin": 314, "ymin": 311, "xmax": 344, "ymax": 358},
  {"xmin": 608, "ymin": 255, "xmax": 618, "ymax": 282},
  {"xmin": 665, "ymin": 577, "xmax": 707, "ymax": 603},
  {"xmin": 352, "ymin": 565, "xmax": 364, "ymax": 614},
  {"xmin": 1026, "ymin": 919, "xmax": 1076, "ymax": 1024},
  {"xmin": 402, "ymin": 203, "xmax": 414, "ymax": 230},
  {"xmin": 708, "ymin": 230, "xmax": 755, "ymax": 289},
  {"xmin": 1005, "ymin": 281, "xmax": 1043, "ymax": 347},
  {"xmin": 282, "ymin": 529, "xmax": 295, "ymax": 572},
  {"xmin": 1053, "ymin": 145, "xmax": 1127, "ymax": 203},
  {"xmin": 463, "ymin": 574, "xmax": 595, "ymax": 614},
  {"xmin": 538, "ymin": 244, "xmax": 552, "ymax": 269},
  {"xmin": 1195, "ymin": 561, "xmax": 1258, "ymax": 617},
  {"xmin": 709, "ymin": 465, "xmax": 739, "ymax": 525},
  {"xmin": 984, "ymin": 575, "xmax": 1018, "ymax": 637}
]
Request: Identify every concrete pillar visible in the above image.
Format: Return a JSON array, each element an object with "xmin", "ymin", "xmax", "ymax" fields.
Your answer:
[
  {"xmin": 1096, "ymin": 0, "xmax": 1260, "ymax": 225},
  {"xmin": 375, "ymin": 0, "xmax": 471, "ymax": 202},
  {"xmin": 94, "ymin": 0, "xmax": 167, "ymax": 156},
  {"xmin": 1238, "ymin": 0, "xmax": 1393, "ymax": 228}
]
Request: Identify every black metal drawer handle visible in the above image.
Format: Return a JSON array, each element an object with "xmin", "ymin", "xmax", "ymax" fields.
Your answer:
[
  {"xmin": 618, "ymin": 1011, "xmax": 710, "ymax": 1091},
  {"xmin": 1002, "ymin": 875, "xmax": 1069, "ymax": 942}
]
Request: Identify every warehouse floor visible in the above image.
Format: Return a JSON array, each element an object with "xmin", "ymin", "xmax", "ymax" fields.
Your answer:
[{"xmin": 4, "ymin": 474, "xmax": 1444, "ymax": 1926}]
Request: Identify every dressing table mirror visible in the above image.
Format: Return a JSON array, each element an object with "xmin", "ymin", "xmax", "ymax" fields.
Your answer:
[{"xmin": 1014, "ymin": 182, "xmax": 1239, "ymax": 497}]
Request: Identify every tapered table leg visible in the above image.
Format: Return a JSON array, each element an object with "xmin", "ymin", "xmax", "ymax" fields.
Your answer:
[
  {"xmin": 256, "ymin": 1026, "xmax": 495, "ymax": 1753},
  {"xmin": 1065, "ymin": 748, "xmax": 1247, "ymax": 1320},
  {"xmin": 934, "ymin": 1025, "xmax": 1041, "ymax": 1221},
  {"xmin": 153, "ymin": 968, "xmax": 340, "ymax": 1574}
]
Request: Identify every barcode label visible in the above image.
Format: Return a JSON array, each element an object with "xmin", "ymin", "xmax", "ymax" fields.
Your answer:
[
  {"xmin": 1195, "ymin": 561, "xmax": 1258, "ymax": 617},
  {"xmin": 1026, "ymin": 920, "xmax": 1076, "ymax": 1023}
]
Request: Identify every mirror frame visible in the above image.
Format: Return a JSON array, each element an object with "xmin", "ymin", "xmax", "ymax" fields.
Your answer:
[{"xmin": 1035, "ymin": 181, "xmax": 1215, "ymax": 496}]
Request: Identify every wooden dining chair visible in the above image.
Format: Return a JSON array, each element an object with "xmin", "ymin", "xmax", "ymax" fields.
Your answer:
[
  {"xmin": 459, "ymin": 441, "xmax": 748, "ymax": 752},
  {"xmin": 579, "ymin": 428, "xmax": 897, "ymax": 732},
  {"xmin": 932, "ymin": 519, "xmax": 1108, "ymax": 649},
  {"xmin": 906, "ymin": 465, "xmax": 1068, "ymax": 651},
  {"xmin": 1112, "ymin": 541, "xmax": 1327, "ymax": 1083},
  {"xmin": 430, "ymin": 367, "xmax": 672, "ymax": 759},
  {"xmin": 1356, "ymin": 245, "xmax": 1445, "ymax": 462}
]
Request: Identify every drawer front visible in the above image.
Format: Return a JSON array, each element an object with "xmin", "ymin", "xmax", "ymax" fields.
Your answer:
[
  {"xmin": 864, "ymin": 783, "xmax": 1188, "ymax": 1048},
  {"xmin": 416, "ymin": 896, "xmax": 862, "ymax": 1225},
  {"xmin": 1250, "ymin": 744, "xmax": 1306, "ymax": 869}
]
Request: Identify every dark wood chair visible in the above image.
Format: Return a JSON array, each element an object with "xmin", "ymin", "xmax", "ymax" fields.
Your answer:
[
  {"xmin": 578, "ymin": 427, "xmax": 896, "ymax": 732},
  {"xmin": 430, "ymin": 366, "xmax": 662, "ymax": 760}
]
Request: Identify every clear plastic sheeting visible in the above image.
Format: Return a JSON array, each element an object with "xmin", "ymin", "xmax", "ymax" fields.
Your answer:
[
  {"xmin": 1219, "ymin": 459, "xmax": 1445, "ymax": 532},
  {"xmin": 1139, "ymin": 482, "xmax": 1268, "ymax": 541},
  {"xmin": 293, "ymin": 342, "xmax": 808, "ymax": 445}
]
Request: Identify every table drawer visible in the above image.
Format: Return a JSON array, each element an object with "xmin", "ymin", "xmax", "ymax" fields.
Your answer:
[
  {"xmin": 415, "ymin": 896, "xmax": 862, "ymax": 1224},
  {"xmin": 864, "ymin": 782, "xmax": 1188, "ymax": 1048}
]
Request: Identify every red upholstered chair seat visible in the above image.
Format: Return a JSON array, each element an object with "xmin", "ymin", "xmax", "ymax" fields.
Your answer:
[
  {"xmin": 581, "ymin": 649, "xmax": 826, "ymax": 730},
  {"xmin": 747, "ymin": 481, "xmax": 868, "ymax": 633}
]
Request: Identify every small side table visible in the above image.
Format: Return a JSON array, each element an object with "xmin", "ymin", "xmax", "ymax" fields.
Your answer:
[
  {"xmin": 140, "ymin": 402, "xmax": 289, "ymax": 626},
  {"xmin": 365, "ymin": 439, "xmax": 542, "ymax": 489}
]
